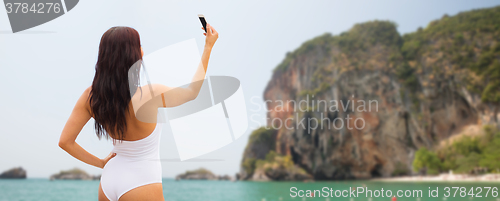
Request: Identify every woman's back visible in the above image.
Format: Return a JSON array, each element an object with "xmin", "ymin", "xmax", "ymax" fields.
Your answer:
[
  {"xmin": 108, "ymin": 90, "xmax": 158, "ymax": 142},
  {"xmin": 83, "ymin": 84, "xmax": 159, "ymax": 142}
]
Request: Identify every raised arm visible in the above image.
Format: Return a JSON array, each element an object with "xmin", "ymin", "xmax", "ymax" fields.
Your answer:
[
  {"xmin": 156, "ymin": 23, "xmax": 219, "ymax": 108},
  {"xmin": 187, "ymin": 23, "xmax": 219, "ymax": 97}
]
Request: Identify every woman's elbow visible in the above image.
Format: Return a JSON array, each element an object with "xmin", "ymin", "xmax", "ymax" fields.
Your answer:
[
  {"xmin": 191, "ymin": 87, "xmax": 204, "ymax": 101},
  {"xmin": 184, "ymin": 89, "xmax": 199, "ymax": 102},
  {"xmin": 58, "ymin": 141, "xmax": 66, "ymax": 149},
  {"xmin": 58, "ymin": 140, "xmax": 72, "ymax": 150},
  {"xmin": 190, "ymin": 93, "xmax": 198, "ymax": 101}
]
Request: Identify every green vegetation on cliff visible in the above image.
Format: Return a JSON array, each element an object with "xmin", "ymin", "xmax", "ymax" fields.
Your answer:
[
  {"xmin": 255, "ymin": 150, "xmax": 294, "ymax": 173},
  {"xmin": 241, "ymin": 127, "xmax": 311, "ymax": 181},
  {"xmin": 402, "ymin": 6, "xmax": 500, "ymax": 59},
  {"xmin": 413, "ymin": 126, "xmax": 500, "ymax": 174},
  {"xmin": 334, "ymin": 20, "xmax": 402, "ymax": 54},
  {"xmin": 274, "ymin": 6, "xmax": 500, "ymax": 104},
  {"xmin": 275, "ymin": 33, "xmax": 333, "ymax": 73},
  {"xmin": 241, "ymin": 127, "xmax": 277, "ymax": 177},
  {"xmin": 402, "ymin": 6, "xmax": 500, "ymax": 103},
  {"xmin": 275, "ymin": 20, "xmax": 402, "ymax": 73},
  {"xmin": 246, "ymin": 127, "xmax": 276, "ymax": 151},
  {"xmin": 412, "ymin": 147, "xmax": 442, "ymax": 175},
  {"xmin": 253, "ymin": 150, "xmax": 311, "ymax": 181}
]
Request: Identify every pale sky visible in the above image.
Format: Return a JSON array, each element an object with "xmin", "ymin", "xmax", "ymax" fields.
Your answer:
[{"xmin": 1, "ymin": 0, "xmax": 499, "ymax": 178}]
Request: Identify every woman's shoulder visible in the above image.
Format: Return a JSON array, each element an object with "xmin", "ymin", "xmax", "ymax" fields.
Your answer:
[
  {"xmin": 149, "ymin": 83, "xmax": 171, "ymax": 96},
  {"xmin": 85, "ymin": 86, "xmax": 92, "ymax": 93},
  {"xmin": 80, "ymin": 86, "xmax": 91, "ymax": 101},
  {"xmin": 131, "ymin": 84, "xmax": 171, "ymax": 103}
]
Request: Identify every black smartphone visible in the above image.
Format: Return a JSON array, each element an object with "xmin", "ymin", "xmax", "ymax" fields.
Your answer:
[{"xmin": 198, "ymin": 14, "xmax": 207, "ymax": 33}]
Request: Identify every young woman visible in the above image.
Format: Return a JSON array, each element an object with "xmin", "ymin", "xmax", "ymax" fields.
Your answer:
[{"xmin": 58, "ymin": 24, "xmax": 218, "ymax": 201}]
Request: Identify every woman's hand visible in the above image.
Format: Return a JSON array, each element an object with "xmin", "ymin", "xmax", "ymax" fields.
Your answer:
[
  {"xmin": 100, "ymin": 152, "xmax": 117, "ymax": 168},
  {"xmin": 202, "ymin": 23, "xmax": 218, "ymax": 48}
]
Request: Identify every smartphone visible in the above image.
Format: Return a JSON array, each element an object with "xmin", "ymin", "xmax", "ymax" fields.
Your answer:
[{"xmin": 198, "ymin": 14, "xmax": 207, "ymax": 33}]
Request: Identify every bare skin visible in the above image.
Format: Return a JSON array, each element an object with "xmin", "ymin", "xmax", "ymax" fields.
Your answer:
[{"xmin": 59, "ymin": 24, "xmax": 218, "ymax": 201}]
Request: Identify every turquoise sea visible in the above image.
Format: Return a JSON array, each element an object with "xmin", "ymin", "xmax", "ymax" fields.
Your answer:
[{"xmin": 0, "ymin": 179, "xmax": 499, "ymax": 201}]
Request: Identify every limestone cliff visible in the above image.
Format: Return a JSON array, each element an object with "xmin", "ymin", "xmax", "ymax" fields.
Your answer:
[{"xmin": 240, "ymin": 6, "xmax": 500, "ymax": 180}]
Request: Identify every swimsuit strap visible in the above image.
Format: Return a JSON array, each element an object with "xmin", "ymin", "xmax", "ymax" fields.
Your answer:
[
  {"xmin": 141, "ymin": 60, "xmax": 155, "ymax": 97},
  {"xmin": 161, "ymin": 93, "xmax": 166, "ymax": 107}
]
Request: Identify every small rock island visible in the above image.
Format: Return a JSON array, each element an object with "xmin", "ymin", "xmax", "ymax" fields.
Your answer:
[
  {"xmin": 50, "ymin": 168, "xmax": 100, "ymax": 180},
  {"xmin": 175, "ymin": 168, "xmax": 233, "ymax": 181},
  {"xmin": 0, "ymin": 167, "xmax": 27, "ymax": 179}
]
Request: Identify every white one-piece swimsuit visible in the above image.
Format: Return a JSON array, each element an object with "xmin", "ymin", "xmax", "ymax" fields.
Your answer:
[{"xmin": 101, "ymin": 122, "xmax": 163, "ymax": 201}]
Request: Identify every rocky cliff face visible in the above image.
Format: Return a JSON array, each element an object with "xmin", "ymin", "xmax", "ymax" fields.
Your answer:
[{"xmin": 241, "ymin": 6, "xmax": 500, "ymax": 180}]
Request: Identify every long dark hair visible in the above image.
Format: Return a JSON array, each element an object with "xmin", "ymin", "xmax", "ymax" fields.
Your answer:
[{"xmin": 89, "ymin": 26, "xmax": 142, "ymax": 142}]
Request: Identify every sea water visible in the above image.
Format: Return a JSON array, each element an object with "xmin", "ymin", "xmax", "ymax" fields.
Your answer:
[{"xmin": 0, "ymin": 178, "xmax": 499, "ymax": 201}]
